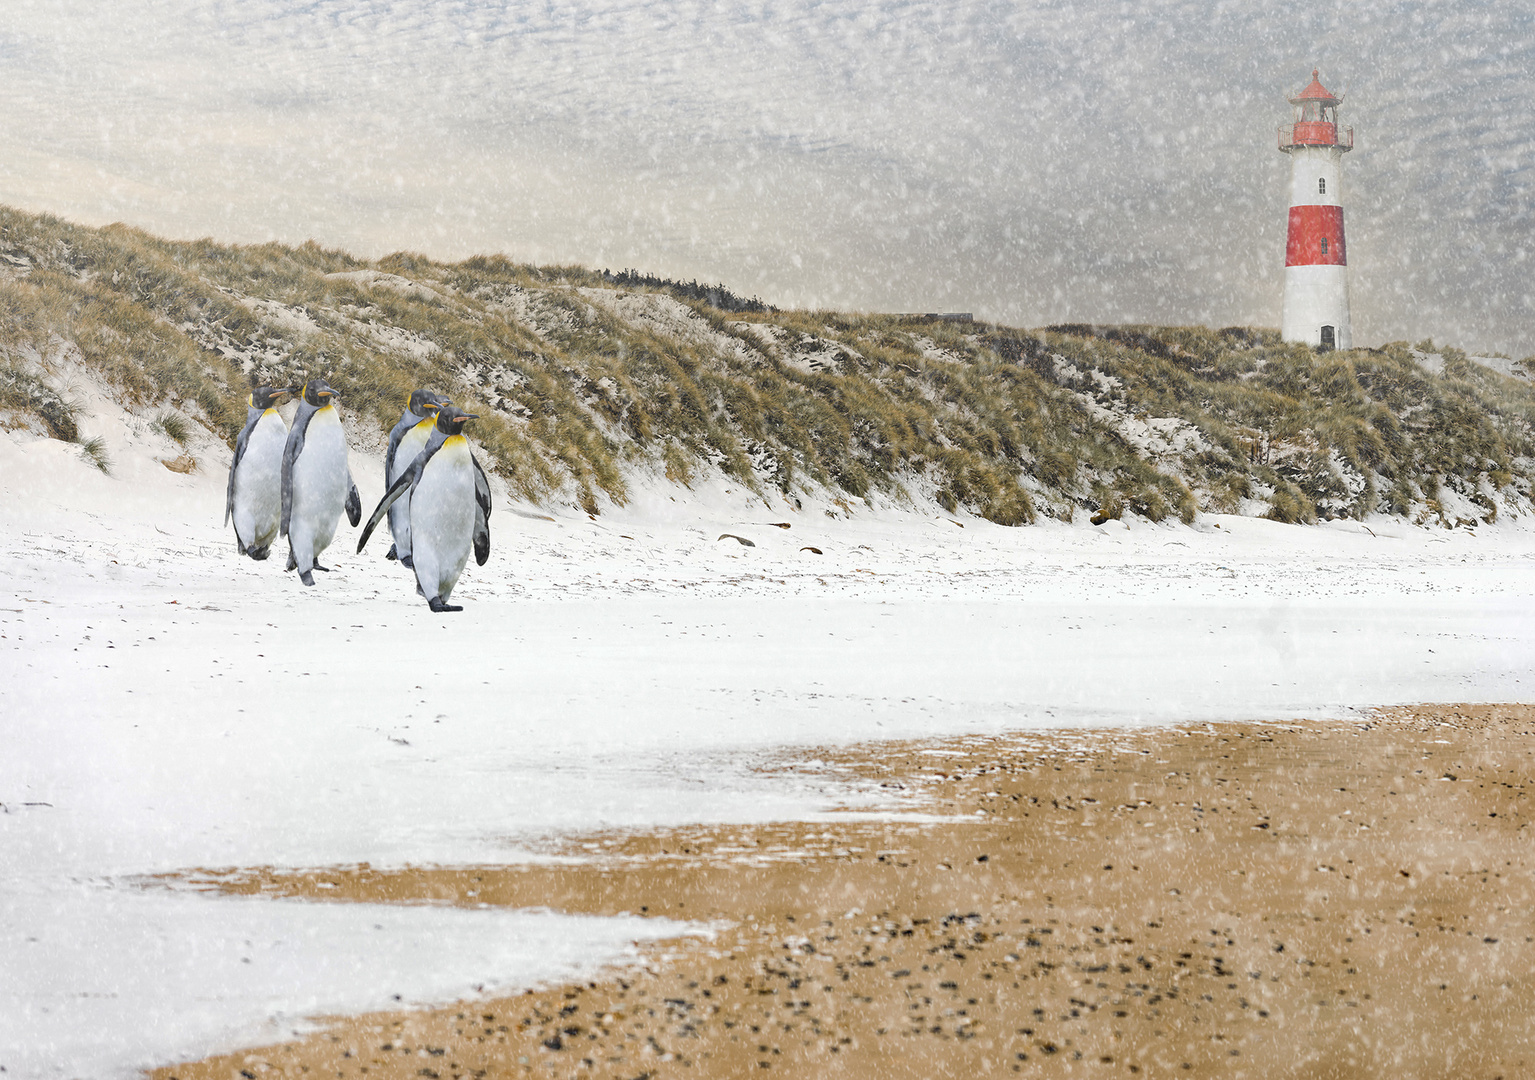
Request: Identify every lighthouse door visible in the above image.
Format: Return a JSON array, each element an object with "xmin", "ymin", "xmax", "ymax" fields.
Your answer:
[{"xmin": 1320, "ymin": 325, "xmax": 1336, "ymax": 351}]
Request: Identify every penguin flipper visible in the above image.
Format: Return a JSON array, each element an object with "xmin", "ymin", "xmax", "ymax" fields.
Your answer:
[
  {"xmin": 472, "ymin": 454, "xmax": 493, "ymax": 517},
  {"xmin": 356, "ymin": 465, "xmax": 420, "ymax": 553},
  {"xmin": 473, "ymin": 497, "xmax": 491, "ymax": 566},
  {"xmin": 471, "ymin": 451, "xmax": 491, "ymax": 565},
  {"xmin": 279, "ymin": 410, "xmax": 311, "ymax": 536},
  {"xmin": 226, "ymin": 414, "xmax": 257, "ymax": 528},
  {"xmin": 346, "ymin": 477, "xmax": 362, "ymax": 527},
  {"xmin": 473, "ymin": 515, "xmax": 490, "ymax": 566}
]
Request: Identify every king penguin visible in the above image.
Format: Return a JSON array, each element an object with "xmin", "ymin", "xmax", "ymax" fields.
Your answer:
[
  {"xmin": 225, "ymin": 384, "xmax": 296, "ymax": 560},
  {"xmin": 280, "ymin": 378, "xmax": 362, "ymax": 586},
  {"xmin": 358, "ymin": 405, "xmax": 488, "ymax": 612},
  {"xmin": 382, "ymin": 389, "xmax": 450, "ymax": 567}
]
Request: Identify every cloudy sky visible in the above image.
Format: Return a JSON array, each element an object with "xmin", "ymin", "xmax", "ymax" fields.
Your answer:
[{"xmin": 2, "ymin": 1, "xmax": 1532, "ymax": 355}]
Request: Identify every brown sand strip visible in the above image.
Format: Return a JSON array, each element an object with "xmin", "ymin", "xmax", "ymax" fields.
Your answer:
[{"xmin": 150, "ymin": 704, "xmax": 1534, "ymax": 1079}]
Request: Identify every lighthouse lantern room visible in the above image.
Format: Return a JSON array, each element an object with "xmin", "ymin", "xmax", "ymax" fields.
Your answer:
[{"xmin": 1278, "ymin": 69, "xmax": 1353, "ymax": 350}]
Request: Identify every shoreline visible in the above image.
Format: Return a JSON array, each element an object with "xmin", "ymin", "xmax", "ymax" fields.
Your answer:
[{"xmin": 151, "ymin": 703, "xmax": 1534, "ymax": 1079}]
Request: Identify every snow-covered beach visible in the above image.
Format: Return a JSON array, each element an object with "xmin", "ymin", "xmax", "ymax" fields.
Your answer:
[{"xmin": 2, "ymin": 400, "xmax": 1533, "ymax": 1078}]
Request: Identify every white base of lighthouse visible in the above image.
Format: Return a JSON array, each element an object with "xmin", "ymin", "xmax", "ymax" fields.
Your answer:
[{"xmin": 1281, "ymin": 264, "xmax": 1351, "ymax": 350}]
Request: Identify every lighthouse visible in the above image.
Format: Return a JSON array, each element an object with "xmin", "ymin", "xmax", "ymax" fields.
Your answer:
[{"xmin": 1279, "ymin": 69, "xmax": 1353, "ymax": 350}]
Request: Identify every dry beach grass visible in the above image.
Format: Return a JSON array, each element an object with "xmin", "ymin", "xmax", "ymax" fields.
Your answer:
[
  {"xmin": 151, "ymin": 703, "xmax": 1534, "ymax": 1080},
  {"xmin": 7, "ymin": 205, "xmax": 1535, "ymax": 530}
]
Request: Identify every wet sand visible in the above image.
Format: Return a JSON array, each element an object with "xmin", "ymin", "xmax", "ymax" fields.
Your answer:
[{"xmin": 151, "ymin": 704, "xmax": 1534, "ymax": 1079}]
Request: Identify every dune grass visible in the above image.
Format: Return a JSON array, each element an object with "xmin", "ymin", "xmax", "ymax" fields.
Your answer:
[{"xmin": 2, "ymin": 204, "xmax": 1532, "ymax": 525}]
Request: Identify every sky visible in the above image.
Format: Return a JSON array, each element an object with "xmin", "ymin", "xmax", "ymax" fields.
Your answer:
[{"xmin": 1, "ymin": 0, "xmax": 1532, "ymax": 355}]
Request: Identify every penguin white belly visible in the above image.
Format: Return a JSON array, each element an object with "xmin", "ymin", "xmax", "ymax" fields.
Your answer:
[
  {"xmin": 388, "ymin": 418, "xmax": 435, "ymax": 560},
  {"xmin": 290, "ymin": 407, "xmax": 350, "ymax": 567},
  {"xmin": 410, "ymin": 436, "xmax": 475, "ymax": 602},
  {"xmin": 233, "ymin": 410, "xmax": 287, "ymax": 555}
]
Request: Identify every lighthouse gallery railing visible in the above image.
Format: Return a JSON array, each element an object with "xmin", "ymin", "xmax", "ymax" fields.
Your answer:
[{"xmin": 1278, "ymin": 124, "xmax": 1354, "ymax": 151}]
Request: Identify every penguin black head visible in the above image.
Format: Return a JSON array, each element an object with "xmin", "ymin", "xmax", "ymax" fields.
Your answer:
[
  {"xmin": 435, "ymin": 405, "xmax": 479, "ymax": 435},
  {"xmin": 408, "ymin": 389, "xmax": 451, "ymax": 417},
  {"xmin": 249, "ymin": 385, "xmax": 297, "ymax": 410},
  {"xmin": 302, "ymin": 379, "xmax": 339, "ymax": 407}
]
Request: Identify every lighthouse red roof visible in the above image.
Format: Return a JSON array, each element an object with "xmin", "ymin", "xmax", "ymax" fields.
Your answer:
[{"xmin": 1290, "ymin": 68, "xmax": 1340, "ymax": 104}]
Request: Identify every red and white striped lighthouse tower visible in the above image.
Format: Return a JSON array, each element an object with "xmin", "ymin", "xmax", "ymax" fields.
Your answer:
[{"xmin": 1279, "ymin": 69, "xmax": 1353, "ymax": 350}]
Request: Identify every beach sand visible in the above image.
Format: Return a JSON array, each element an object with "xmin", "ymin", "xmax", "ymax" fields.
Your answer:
[{"xmin": 151, "ymin": 703, "xmax": 1533, "ymax": 1079}]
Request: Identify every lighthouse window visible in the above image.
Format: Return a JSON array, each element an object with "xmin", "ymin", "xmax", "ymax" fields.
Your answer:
[
  {"xmin": 1320, "ymin": 238, "xmax": 1328, "ymax": 254},
  {"xmin": 1318, "ymin": 177, "xmax": 1326, "ymax": 195}
]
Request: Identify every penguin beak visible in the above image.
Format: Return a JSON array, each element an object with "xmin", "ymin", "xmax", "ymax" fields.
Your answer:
[
  {"xmin": 460, "ymin": 413, "xmax": 479, "ymax": 421},
  {"xmin": 318, "ymin": 389, "xmax": 337, "ymax": 399}
]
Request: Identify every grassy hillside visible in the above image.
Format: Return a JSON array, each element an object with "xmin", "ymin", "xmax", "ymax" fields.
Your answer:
[{"xmin": 3, "ymin": 205, "xmax": 1533, "ymax": 527}]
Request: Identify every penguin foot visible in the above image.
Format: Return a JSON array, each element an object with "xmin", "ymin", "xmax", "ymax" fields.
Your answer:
[
  {"xmin": 428, "ymin": 596, "xmax": 463, "ymax": 613},
  {"xmin": 246, "ymin": 544, "xmax": 271, "ymax": 561},
  {"xmin": 286, "ymin": 550, "xmax": 297, "ymax": 572},
  {"xmin": 400, "ymin": 554, "xmax": 415, "ymax": 569},
  {"xmin": 385, "ymin": 544, "xmax": 399, "ymax": 562},
  {"xmin": 312, "ymin": 563, "xmax": 331, "ymax": 572},
  {"xmin": 299, "ymin": 570, "xmax": 316, "ymax": 587}
]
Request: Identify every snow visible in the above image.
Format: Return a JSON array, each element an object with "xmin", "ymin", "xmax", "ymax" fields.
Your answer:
[
  {"xmin": 2, "ymin": 890, "xmax": 688, "ymax": 1080},
  {"xmin": 733, "ymin": 321, "xmax": 856, "ymax": 374},
  {"xmin": 236, "ymin": 296, "xmax": 323, "ymax": 339},
  {"xmin": 1469, "ymin": 354, "xmax": 1532, "ymax": 381},
  {"xmin": 580, "ymin": 287, "xmax": 722, "ymax": 350},
  {"xmin": 1414, "ymin": 348, "xmax": 1533, "ymax": 382},
  {"xmin": 322, "ymin": 270, "xmax": 453, "ymax": 304},
  {"xmin": 3, "ymin": 388, "xmax": 1534, "ymax": 1078}
]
